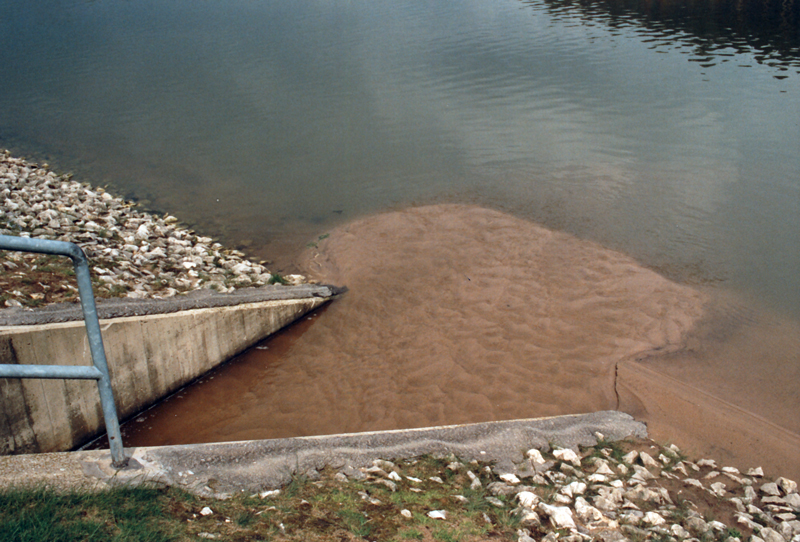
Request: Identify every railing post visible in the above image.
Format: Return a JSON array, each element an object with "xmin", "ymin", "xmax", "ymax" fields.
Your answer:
[{"xmin": 0, "ymin": 235, "xmax": 128, "ymax": 468}]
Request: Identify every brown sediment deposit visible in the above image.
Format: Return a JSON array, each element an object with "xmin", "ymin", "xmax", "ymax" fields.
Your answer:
[
  {"xmin": 617, "ymin": 296, "xmax": 800, "ymax": 481},
  {"xmin": 120, "ymin": 204, "xmax": 799, "ymax": 481}
]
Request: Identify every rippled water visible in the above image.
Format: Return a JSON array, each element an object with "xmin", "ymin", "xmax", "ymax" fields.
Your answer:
[{"xmin": 1, "ymin": 0, "xmax": 799, "ymax": 317}]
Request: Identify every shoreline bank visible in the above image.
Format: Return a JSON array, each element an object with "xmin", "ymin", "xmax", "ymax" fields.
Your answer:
[{"xmin": 1, "ymin": 150, "xmax": 306, "ymax": 311}]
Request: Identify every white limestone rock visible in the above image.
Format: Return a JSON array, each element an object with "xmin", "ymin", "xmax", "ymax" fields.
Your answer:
[
  {"xmin": 518, "ymin": 509, "xmax": 541, "ymax": 527},
  {"xmin": 710, "ymin": 482, "xmax": 727, "ymax": 497},
  {"xmin": 283, "ymin": 274, "xmax": 306, "ymax": 286},
  {"xmin": 639, "ymin": 452, "xmax": 660, "ymax": 469},
  {"xmin": 625, "ymin": 485, "xmax": 664, "ymax": 504},
  {"xmin": 562, "ymin": 481, "xmax": 587, "ymax": 498},
  {"xmin": 596, "ymin": 462, "xmax": 616, "ymax": 476},
  {"xmin": 709, "ymin": 521, "xmax": 728, "ymax": 532},
  {"xmin": 643, "ymin": 512, "xmax": 666, "ymax": 526},
  {"xmin": 371, "ymin": 459, "xmax": 394, "ymax": 472},
  {"xmin": 135, "ymin": 223, "xmax": 150, "ymax": 240},
  {"xmin": 527, "ymin": 449, "xmax": 546, "ymax": 465},
  {"xmin": 760, "ymin": 527, "xmax": 788, "ymax": 542},
  {"xmin": 632, "ymin": 465, "xmax": 656, "ymax": 481},
  {"xmin": 784, "ymin": 493, "xmax": 800, "ymax": 510},
  {"xmin": 779, "ymin": 521, "xmax": 797, "ymax": 540},
  {"xmin": 778, "ymin": 478, "xmax": 798, "ymax": 495},
  {"xmin": 575, "ymin": 496, "xmax": 605, "ymax": 523},
  {"xmin": 622, "ymin": 451, "xmax": 639, "ymax": 465},
  {"xmin": 363, "ymin": 465, "xmax": 388, "ymax": 478},
  {"xmin": 687, "ymin": 516, "xmax": 709, "ymax": 534},
  {"xmin": 554, "ymin": 448, "xmax": 581, "ymax": 466},
  {"xmin": 725, "ymin": 472, "xmax": 747, "ymax": 485},
  {"xmin": 466, "ymin": 470, "xmax": 481, "ymax": 490},
  {"xmin": 517, "ymin": 491, "xmax": 539, "ymax": 509},
  {"xmin": 730, "ymin": 497, "xmax": 746, "ymax": 513},
  {"xmin": 683, "ymin": 478, "xmax": 703, "ymax": 489},
  {"xmin": 763, "ymin": 483, "xmax": 782, "ymax": 496},
  {"xmin": 593, "ymin": 495, "xmax": 620, "ymax": 512},
  {"xmin": 372, "ymin": 478, "xmax": 397, "ymax": 491},
  {"xmin": 736, "ymin": 513, "xmax": 762, "ymax": 530},
  {"xmin": 486, "ymin": 496, "xmax": 505, "ymax": 508},
  {"xmin": 538, "ymin": 503, "xmax": 577, "ymax": 530},
  {"xmin": 671, "ymin": 524, "xmax": 691, "ymax": 538}
]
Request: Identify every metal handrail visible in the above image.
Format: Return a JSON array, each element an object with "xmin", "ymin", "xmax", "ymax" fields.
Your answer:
[{"xmin": 0, "ymin": 234, "xmax": 127, "ymax": 467}]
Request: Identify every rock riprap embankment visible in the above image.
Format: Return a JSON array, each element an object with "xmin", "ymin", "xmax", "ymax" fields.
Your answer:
[
  {"xmin": 1, "ymin": 150, "xmax": 304, "ymax": 307},
  {"xmin": 328, "ymin": 440, "xmax": 799, "ymax": 542}
]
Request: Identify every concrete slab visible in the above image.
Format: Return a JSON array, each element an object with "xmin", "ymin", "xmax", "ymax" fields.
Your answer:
[{"xmin": 0, "ymin": 411, "xmax": 646, "ymax": 495}]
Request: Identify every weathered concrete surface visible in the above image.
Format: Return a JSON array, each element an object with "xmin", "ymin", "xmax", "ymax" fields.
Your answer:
[
  {"xmin": 0, "ymin": 411, "xmax": 647, "ymax": 494},
  {"xmin": 0, "ymin": 286, "xmax": 339, "ymax": 455},
  {"xmin": 0, "ymin": 284, "xmax": 344, "ymax": 326}
]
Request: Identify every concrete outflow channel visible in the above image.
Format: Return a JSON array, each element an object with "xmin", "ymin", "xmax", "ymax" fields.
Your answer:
[
  {"xmin": 0, "ymin": 285, "xmax": 647, "ymax": 494},
  {"xmin": 0, "ymin": 284, "xmax": 341, "ymax": 456}
]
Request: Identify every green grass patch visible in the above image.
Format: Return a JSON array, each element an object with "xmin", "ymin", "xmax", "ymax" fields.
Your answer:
[
  {"xmin": 268, "ymin": 273, "xmax": 289, "ymax": 285},
  {"xmin": 0, "ymin": 485, "xmax": 177, "ymax": 542}
]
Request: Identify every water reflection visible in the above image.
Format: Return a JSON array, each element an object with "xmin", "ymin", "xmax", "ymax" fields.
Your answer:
[
  {"xmin": 530, "ymin": 0, "xmax": 800, "ymax": 71},
  {"xmin": 0, "ymin": 0, "xmax": 798, "ymax": 315}
]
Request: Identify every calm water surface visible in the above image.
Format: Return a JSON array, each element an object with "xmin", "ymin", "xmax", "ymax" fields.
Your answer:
[{"xmin": 2, "ymin": 0, "xmax": 799, "ymax": 318}]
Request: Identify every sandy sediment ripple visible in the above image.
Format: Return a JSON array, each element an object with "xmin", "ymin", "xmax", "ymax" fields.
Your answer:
[
  {"xmin": 126, "ymin": 204, "xmax": 707, "ymax": 449},
  {"xmin": 299, "ymin": 204, "xmax": 707, "ymax": 421}
]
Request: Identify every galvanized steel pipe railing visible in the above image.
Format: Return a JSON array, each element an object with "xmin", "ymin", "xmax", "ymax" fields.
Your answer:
[{"xmin": 0, "ymin": 234, "xmax": 127, "ymax": 468}]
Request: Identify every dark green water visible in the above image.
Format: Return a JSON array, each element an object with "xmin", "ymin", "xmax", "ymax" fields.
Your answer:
[{"xmin": 1, "ymin": 0, "xmax": 799, "ymax": 317}]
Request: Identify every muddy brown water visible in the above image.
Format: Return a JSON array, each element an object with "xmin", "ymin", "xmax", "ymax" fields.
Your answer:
[{"xmin": 113, "ymin": 205, "xmax": 800, "ymax": 480}]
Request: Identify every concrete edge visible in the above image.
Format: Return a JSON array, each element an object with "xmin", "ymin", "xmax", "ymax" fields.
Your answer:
[
  {"xmin": 0, "ymin": 283, "xmax": 347, "ymax": 326},
  {"xmin": 0, "ymin": 411, "xmax": 647, "ymax": 495}
]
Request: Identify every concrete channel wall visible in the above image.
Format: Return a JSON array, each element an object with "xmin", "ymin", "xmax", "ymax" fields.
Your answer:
[{"xmin": 0, "ymin": 287, "xmax": 335, "ymax": 455}]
